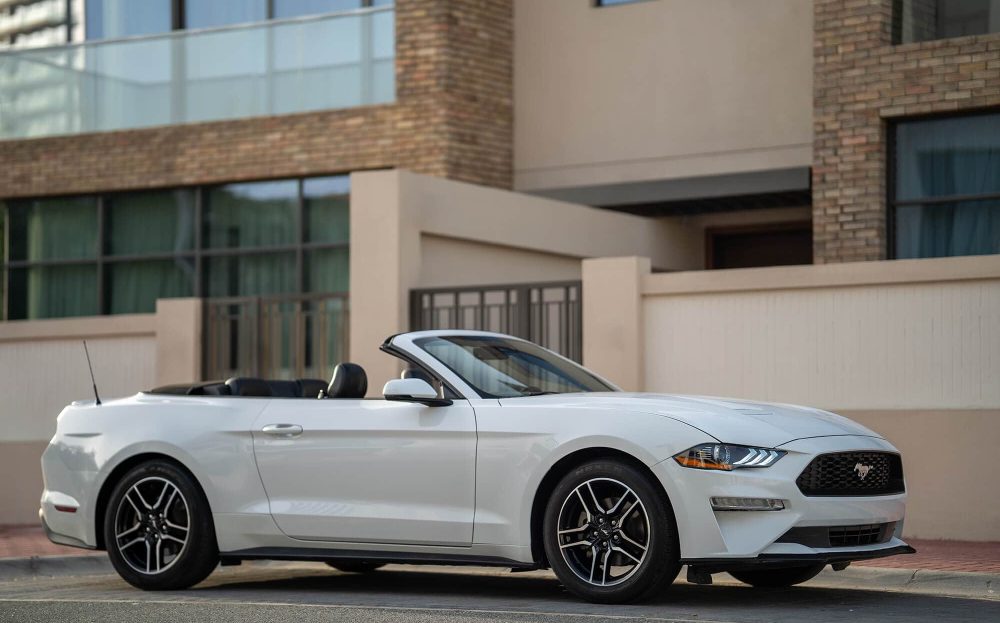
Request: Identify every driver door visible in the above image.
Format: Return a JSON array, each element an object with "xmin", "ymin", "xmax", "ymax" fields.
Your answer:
[{"xmin": 251, "ymin": 397, "xmax": 477, "ymax": 546}]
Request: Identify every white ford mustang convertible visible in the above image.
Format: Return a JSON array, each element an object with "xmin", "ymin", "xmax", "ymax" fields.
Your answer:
[{"xmin": 41, "ymin": 330, "xmax": 913, "ymax": 603}]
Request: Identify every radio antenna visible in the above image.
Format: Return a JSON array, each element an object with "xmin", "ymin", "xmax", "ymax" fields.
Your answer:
[{"xmin": 83, "ymin": 341, "xmax": 101, "ymax": 406}]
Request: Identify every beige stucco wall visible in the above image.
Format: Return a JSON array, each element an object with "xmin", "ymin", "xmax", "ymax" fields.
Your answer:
[
  {"xmin": 0, "ymin": 299, "xmax": 202, "ymax": 524},
  {"xmin": 420, "ymin": 234, "xmax": 583, "ymax": 288},
  {"xmin": 349, "ymin": 169, "xmax": 689, "ymax": 390},
  {"xmin": 583, "ymin": 254, "xmax": 1000, "ymax": 540},
  {"xmin": 640, "ymin": 256, "xmax": 1000, "ymax": 410},
  {"xmin": 513, "ymin": 0, "xmax": 814, "ymax": 191},
  {"xmin": 843, "ymin": 410, "xmax": 1000, "ymax": 542}
]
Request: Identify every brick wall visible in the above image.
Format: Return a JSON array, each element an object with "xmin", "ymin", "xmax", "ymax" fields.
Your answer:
[
  {"xmin": 0, "ymin": 0, "xmax": 512, "ymax": 199},
  {"xmin": 813, "ymin": 0, "xmax": 1000, "ymax": 263}
]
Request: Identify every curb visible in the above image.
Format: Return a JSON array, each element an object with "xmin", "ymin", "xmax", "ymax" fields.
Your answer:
[
  {"xmin": 0, "ymin": 554, "xmax": 112, "ymax": 582},
  {"xmin": 719, "ymin": 565, "xmax": 999, "ymax": 600}
]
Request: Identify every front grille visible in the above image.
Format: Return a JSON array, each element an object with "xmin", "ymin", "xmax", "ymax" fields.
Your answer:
[
  {"xmin": 796, "ymin": 451, "xmax": 905, "ymax": 496},
  {"xmin": 777, "ymin": 522, "xmax": 896, "ymax": 548}
]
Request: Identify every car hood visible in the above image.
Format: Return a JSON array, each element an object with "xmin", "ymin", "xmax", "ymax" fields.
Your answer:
[{"xmin": 500, "ymin": 392, "xmax": 881, "ymax": 448}]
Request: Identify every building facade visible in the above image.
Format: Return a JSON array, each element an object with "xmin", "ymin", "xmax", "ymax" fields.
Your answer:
[{"xmin": 0, "ymin": 0, "xmax": 998, "ymax": 535}]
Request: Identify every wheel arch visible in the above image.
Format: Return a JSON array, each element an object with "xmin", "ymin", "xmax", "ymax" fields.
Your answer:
[
  {"xmin": 93, "ymin": 452, "xmax": 210, "ymax": 550},
  {"xmin": 528, "ymin": 447, "xmax": 677, "ymax": 567}
]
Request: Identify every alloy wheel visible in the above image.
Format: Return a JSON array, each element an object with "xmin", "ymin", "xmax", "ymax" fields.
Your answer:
[
  {"xmin": 113, "ymin": 476, "xmax": 190, "ymax": 575},
  {"xmin": 555, "ymin": 477, "xmax": 650, "ymax": 587}
]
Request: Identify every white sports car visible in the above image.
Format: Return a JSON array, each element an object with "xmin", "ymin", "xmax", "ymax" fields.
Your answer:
[{"xmin": 41, "ymin": 330, "xmax": 913, "ymax": 603}]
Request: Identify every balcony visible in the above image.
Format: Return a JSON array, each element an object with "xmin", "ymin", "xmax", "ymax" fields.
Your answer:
[{"xmin": 0, "ymin": 6, "xmax": 394, "ymax": 140}]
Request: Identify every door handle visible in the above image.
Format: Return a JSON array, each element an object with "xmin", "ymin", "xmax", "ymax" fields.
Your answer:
[{"xmin": 260, "ymin": 423, "xmax": 303, "ymax": 438}]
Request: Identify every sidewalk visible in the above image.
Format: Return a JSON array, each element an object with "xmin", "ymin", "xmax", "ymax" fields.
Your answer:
[{"xmin": 2, "ymin": 524, "xmax": 998, "ymax": 574}]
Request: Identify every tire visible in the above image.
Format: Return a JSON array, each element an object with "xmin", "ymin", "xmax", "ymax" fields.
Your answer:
[
  {"xmin": 542, "ymin": 459, "xmax": 681, "ymax": 604},
  {"xmin": 729, "ymin": 564, "xmax": 825, "ymax": 588},
  {"xmin": 325, "ymin": 561, "xmax": 386, "ymax": 573},
  {"xmin": 103, "ymin": 459, "xmax": 218, "ymax": 590}
]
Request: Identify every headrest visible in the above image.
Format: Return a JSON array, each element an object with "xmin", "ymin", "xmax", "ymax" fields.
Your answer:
[
  {"xmin": 297, "ymin": 378, "xmax": 328, "ymax": 399},
  {"xmin": 225, "ymin": 377, "xmax": 272, "ymax": 397},
  {"xmin": 327, "ymin": 363, "xmax": 367, "ymax": 399},
  {"xmin": 402, "ymin": 368, "xmax": 435, "ymax": 385}
]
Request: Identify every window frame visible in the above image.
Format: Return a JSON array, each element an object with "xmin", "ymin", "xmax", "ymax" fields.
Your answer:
[
  {"xmin": 1, "ymin": 175, "xmax": 350, "ymax": 320},
  {"xmin": 887, "ymin": 111, "xmax": 1000, "ymax": 259}
]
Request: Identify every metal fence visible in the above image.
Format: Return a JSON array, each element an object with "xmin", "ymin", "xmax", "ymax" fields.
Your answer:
[
  {"xmin": 409, "ymin": 281, "xmax": 582, "ymax": 362},
  {"xmin": 204, "ymin": 293, "xmax": 348, "ymax": 381}
]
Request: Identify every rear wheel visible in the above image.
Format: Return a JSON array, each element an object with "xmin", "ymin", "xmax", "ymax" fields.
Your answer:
[
  {"xmin": 325, "ymin": 561, "xmax": 386, "ymax": 573},
  {"xmin": 103, "ymin": 459, "xmax": 218, "ymax": 590},
  {"xmin": 542, "ymin": 459, "xmax": 681, "ymax": 603},
  {"xmin": 729, "ymin": 564, "xmax": 825, "ymax": 588}
]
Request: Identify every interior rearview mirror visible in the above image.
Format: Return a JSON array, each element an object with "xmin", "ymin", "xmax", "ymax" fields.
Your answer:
[{"xmin": 382, "ymin": 378, "xmax": 452, "ymax": 406}]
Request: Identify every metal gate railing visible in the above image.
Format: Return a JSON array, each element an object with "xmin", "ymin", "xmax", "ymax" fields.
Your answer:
[
  {"xmin": 409, "ymin": 281, "xmax": 582, "ymax": 362},
  {"xmin": 204, "ymin": 293, "xmax": 349, "ymax": 381}
]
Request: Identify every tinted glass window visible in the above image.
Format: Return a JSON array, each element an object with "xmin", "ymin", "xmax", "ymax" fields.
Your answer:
[
  {"xmin": 415, "ymin": 335, "xmax": 614, "ymax": 398},
  {"xmin": 896, "ymin": 0, "xmax": 1000, "ymax": 43},
  {"xmin": 204, "ymin": 181, "xmax": 298, "ymax": 249},
  {"xmin": 86, "ymin": 0, "xmax": 173, "ymax": 40},
  {"xmin": 184, "ymin": 0, "xmax": 267, "ymax": 29},
  {"xmin": 893, "ymin": 112, "xmax": 1000, "ymax": 259},
  {"xmin": 8, "ymin": 197, "xmax": 97, "ymax": 261},
  {"xmin": 106, "ymin": 190, "xmax": 196, "ymax": 256}
]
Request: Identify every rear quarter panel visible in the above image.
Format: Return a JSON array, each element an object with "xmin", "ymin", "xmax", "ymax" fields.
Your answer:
[{"xmin": 42, "ymin": 393, "xmax": 271, "ymax": 548}]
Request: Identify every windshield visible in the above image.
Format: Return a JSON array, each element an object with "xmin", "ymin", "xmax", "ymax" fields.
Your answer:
[{"xmin": 414, "ymin": 335, "xmax": 615, "ymax": 398}]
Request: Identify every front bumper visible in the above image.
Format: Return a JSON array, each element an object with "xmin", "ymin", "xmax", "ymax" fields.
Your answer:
[
  {"xmin": 652, "ymin": 435, "xmax": 913, "ymax": 564},
  {"xmin": 683, "ymin": 544, "xmax": 916, "ymax": 573}
]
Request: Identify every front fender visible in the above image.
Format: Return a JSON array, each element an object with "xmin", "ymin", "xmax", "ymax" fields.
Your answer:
[{"xmin": 471, "ymin": 403, "xmax": 713, "ymax": 559}]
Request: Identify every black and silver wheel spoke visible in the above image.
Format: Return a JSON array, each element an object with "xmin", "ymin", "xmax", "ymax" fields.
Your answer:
[
  {"xmin": 114, "ymin": 476, "xmax": 190, "ymax": 576},
  {"xmin": 556, "ymin": 477, "xmax": 650, "ymax": 587}
]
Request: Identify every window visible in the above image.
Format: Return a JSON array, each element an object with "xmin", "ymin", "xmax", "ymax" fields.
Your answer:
[
  {"xmin": 895, "ymin": 0, "xmax": 1000, "ymax": 44},
  {"xmin": 2, "ymin": 176, "xmax": 350, "ymax": 320},
  {"xmin": 86, "ymin": 0, "xmax": 174, "ymax": 40},
  {"xmin": 415, "ymin": 335, "xmax": 614, "ymax": 399},
  {"xmin": 85, "ymin": 0, "xmax": 391, "ymax": 40},
  {"xmin": 706, "ymin": 223, "xmax": 813, "ymax": 270},
  {"xmin": 891, "ymin": 112, "xmax": 1000, "ymax": 259}
]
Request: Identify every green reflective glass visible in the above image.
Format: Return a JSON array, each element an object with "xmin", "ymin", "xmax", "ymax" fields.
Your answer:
[
  {"xmin": 204, "ymin": 181, "xmax": 298, "ymax": 249},
  {"xmin": 8, "ymin": 197, "xmax": 97, "ymax": 261},
  {"xmin": 304, "ymin": 176, "xmax": 349, "ymax": 244},
  {"xmin": 305, "ymin": 247, "xmax": 349, "ymax": 293},
  {"xmin": 107, "ymin": 190, "xmax": 196, "ymax": 256},
  {"xmin": 107, "ymin": 259, "xmax": 195, "ymax": 314},
  {"xmin": 206, "ymin": 252, "xmax": 296, "ymax": 297},
  {"xmin": 8, "ymin": 265, "xmax": 98, "ymax": 319}
]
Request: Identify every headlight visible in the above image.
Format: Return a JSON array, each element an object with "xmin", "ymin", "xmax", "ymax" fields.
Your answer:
[{"xmin": 673, "ymin": 443, "xmax": 786, "ymax": 471}]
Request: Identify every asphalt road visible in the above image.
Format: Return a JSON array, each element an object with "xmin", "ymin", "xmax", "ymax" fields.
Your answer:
[{"xmin": 0, "ymin": 562, "xmax": 997, "ymax": 623}]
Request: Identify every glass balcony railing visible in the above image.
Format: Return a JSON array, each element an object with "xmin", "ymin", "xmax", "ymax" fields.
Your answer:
[{"xmin": 0, "ymin": 7, "xmax": 394, "ymax": 140}]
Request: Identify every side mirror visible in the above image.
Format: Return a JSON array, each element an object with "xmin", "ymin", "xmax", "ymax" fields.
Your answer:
[{"xmin": 382, "ymin": 378, "xmax": 452, "ymax": 406}]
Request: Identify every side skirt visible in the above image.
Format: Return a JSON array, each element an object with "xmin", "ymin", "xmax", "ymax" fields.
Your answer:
[{"xmin": 220, "ymin": 547, "xmax": 540, "ymax": 570}]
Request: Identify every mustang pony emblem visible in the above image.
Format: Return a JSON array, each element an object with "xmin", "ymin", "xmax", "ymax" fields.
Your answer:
[{"xmin": 854, "ymin": 462, "xmax": 873, "ymax": 480}]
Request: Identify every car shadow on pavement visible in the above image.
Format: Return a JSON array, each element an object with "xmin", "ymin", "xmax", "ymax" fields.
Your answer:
[{"xmin": 188, "ymin": 566, "xmax": 998, "ymax": 618}]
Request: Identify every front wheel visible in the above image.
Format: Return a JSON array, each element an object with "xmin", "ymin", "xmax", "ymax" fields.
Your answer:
[
  {"xmin": 104, "ymin": 459, "xmax": 218, "ymax": 590},
  {"xmin": 729, "ymin": 564, "xmax": 825, "ymax": 588},
  {"xmin": 542, "ymin": 459, "xmax": 681, "ymax": 603}
]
